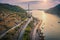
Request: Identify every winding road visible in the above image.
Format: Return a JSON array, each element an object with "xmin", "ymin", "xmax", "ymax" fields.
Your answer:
[{"xmin": 18, "ymin": 17, "xmax": 33, "ymax": 40}]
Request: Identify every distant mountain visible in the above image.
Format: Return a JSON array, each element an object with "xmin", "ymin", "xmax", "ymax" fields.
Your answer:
[
  {"xmin": 45, "ymin": 4, "xmax": 60, "ymax": 17},
  {"xmin": 0, "ymin": 3, "xmax": 26, "ymax": 13},
  {"xmin": 0, "ymin": 3, "xmax": 28, "ymax": 32},
  {"xmin": 0, "ymin": 3, "xmax": 28, "ymax": 19}
]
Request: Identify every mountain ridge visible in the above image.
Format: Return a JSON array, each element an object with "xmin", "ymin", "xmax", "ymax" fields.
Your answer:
[
  {"xmin": 45, "ymin": 4, "xmax": 60, "ymax": 17},
  {"xmin": 0, "ymin": 3, "xmax": 28, "ymax": 30}
]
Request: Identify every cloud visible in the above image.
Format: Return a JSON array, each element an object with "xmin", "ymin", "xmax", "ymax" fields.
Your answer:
[
  {"xmin": 0, "ymin": 0, "xmax": 60, "ymax": 9},
  {"xmin": 52, "ymin": 0, "xmax": 60, "ymax": 1},
  {"xmin": 17, "ymin": 1, "xmax": 40, "ymax": 4},
  {"xmin": 0, "ymin": 0, "xmax": 34, "ymax": 3}
]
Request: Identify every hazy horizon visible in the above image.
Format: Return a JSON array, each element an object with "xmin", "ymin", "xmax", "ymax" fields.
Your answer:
[{"xmin": 0, "ymin": 0, "xmax": 60, "ymax": 9}]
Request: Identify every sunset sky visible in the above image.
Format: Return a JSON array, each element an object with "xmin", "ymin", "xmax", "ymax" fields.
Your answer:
[{"xmin": 0, "ymin": 0, "xmax": 60, "ymax": 9}]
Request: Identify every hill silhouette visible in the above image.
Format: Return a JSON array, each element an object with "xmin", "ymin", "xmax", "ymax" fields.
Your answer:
[
  {"xmin": 0, "ymin": 3, "xmax": 27, "ymax": 13},
  {"xmin": 45, "ymin": 4, "xmax": 60, "ymax": 17}
]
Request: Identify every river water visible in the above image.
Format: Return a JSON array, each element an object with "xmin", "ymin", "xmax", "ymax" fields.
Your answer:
[{"xmin": 31, "ymin": 10, "xmax": 60, "ymax": 40}]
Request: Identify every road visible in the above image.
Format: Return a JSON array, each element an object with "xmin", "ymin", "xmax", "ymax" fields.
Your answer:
[
  {"xmin": 18, "ymin": 17, "xmax": 33, "ymax": 40},
  {"xmin": 0, "ymin": 18, "xmax": 28, "ymax": 39},
  {"xmin": 31, "ymin": 20, "xmax": 42, "ymax": 40},
  {"xmin": 0, "ymin": 17, "xmax": 42, "ymax": 40}
]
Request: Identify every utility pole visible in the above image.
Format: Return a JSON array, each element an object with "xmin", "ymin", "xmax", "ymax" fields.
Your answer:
[
  {"xmin": 27, "ymin": 3, "xmax": 32, "ymax": 17},
  {"xmin": 28, "ymin": 3, "xmax": 30, "ymax": 13}
]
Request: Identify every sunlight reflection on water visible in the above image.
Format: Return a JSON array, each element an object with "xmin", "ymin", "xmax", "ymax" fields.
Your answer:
[{"xmin": 31, "ymin": 10, "xmax": 60, "ymax": 40}]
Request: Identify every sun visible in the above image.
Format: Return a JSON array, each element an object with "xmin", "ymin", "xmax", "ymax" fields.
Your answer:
[{"xmin": 43, "ymin": 0, "xmax": 47, "ymax": 2}]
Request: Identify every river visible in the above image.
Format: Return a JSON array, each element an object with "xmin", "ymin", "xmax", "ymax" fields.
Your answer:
[{"xmin": 31, "ymin": 10, "xmax": 60, "ymax": 40}]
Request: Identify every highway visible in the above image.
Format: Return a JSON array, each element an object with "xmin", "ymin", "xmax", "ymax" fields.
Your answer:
[
  {"xmin": 18, "ymin": 17, "xmax": 32, "ymax": 40},
  {"xmin": 0, "ymin": 16, "xmax": 43, "ymax": 40},
  {"xmin": 0, "ymin": 18, "xmax": 28, "ymax": 39}
]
